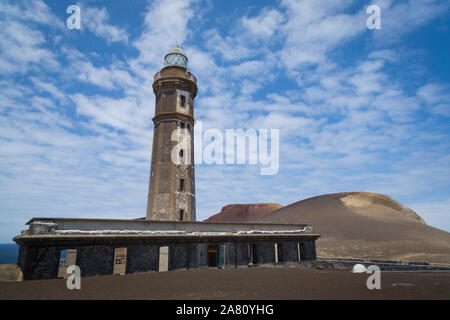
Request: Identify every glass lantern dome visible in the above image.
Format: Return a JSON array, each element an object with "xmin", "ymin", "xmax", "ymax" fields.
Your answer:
[{"xmin": 164, "ymin": 44, "xmax": 188, "ymax": 68}]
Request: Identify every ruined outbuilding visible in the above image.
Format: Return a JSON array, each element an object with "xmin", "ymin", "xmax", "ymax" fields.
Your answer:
[{"xmin": 13, "ymin": 45, "xmax": 320, "ymax": 280}]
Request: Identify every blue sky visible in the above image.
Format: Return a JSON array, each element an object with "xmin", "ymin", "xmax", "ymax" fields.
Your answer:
[{"xmin": 0, "ymin": 0, "xmax": 449, "ymax": 242}]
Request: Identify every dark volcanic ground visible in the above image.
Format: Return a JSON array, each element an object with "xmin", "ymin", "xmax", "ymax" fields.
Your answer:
[{"xmin": 1, "ymin": 268, "xmax": 449, "ymax": 300}]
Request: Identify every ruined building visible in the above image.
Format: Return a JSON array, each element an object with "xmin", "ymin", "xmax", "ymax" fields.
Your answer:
[
  {"xmin": 146, "ymin": 45, "xmax": 196, "ymax": 221},
  {"xmin": 13, "ymin": 46, "xmax": 320, "ymax": 280}
]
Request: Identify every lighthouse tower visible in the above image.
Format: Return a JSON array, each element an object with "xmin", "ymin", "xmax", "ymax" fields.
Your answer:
[{"xmin": 146, "ymin": 45, "xmax": 197, "ymax": 221}]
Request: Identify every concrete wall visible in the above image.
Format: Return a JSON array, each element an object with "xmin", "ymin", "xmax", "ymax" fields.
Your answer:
[
  {"xmin": 168, "ymin": 243, "xmax": 198, "ymax": 271},
  {"xmin": 257, "ymin": 242, "xmax": 276, "ymax": 265},
  {"xmin": 18, "ymin": 246, "xmax": 59, "ymax": 280},
  {"xmin": 235, "ymin": 242, "xmax": 250, "ymax": 267},
  {"xmin": 300, "ymin": 240, "xmax": 317, "ymax": 261},
  {"xmin": 317, "ymin": 258, "xmax": 450, "ymax": 272},
  {"xmin": 16, "ymin": 236, "xmax": 319, "ymax": 280},
  {"xmin": 27, "ymin": 218, "xmax": 311, "ymax": 234},
  {"xmin": 280, "ymin": 241, "xmax": 299, "ymax": 262},
  {"xmin": 77, "ymin": 246, "xmax": 115, "ymax": 277},
  {"xmin": 126, "ymin": 244, "xmax": 160, "ymax": 274}
]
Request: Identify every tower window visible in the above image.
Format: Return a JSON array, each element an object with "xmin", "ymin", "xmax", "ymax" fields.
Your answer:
[
  {"xmin": 179, "ymin": 209, "xmax": 184, "ymax": 221},
  {"xmin": 180, "ymin": 122, "xmax": 185, "ymax": 129},
  {"xmin": 179, "ymin": 149, "xmax": 184, "ymax": 158},
  {"xmin": 179, "ymin": 179, "xmax": 184, "ymax": 191},
  {"xmin": 180, "ymin": 95, "xmax": 186, "ymax": 107}
]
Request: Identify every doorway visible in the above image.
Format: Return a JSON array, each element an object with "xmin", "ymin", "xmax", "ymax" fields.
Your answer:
[
  {"xmin": 113, "ymin": 247, "xmax": 127, "ymax": 275},
  {"xmin": 207, "ymin": 245, "xmax": 217, "ymax": 267},
  {"xmin": 217, "ymin": 246, "xmax": 225, "ymax": 268},
  {"xmin": 299, "ymin": 242, "xmax": 305, "ymax": 261},
  {"xmin": 159, "ymin": 246, "xmax": 169, "ymax": 272},
  {"xmin": 58, "ymin": 249, "xmax": 77, "ymax": 279},
  {"xmin": 248, "ymin": 244, "xmax": 258, "ymax": 265}
]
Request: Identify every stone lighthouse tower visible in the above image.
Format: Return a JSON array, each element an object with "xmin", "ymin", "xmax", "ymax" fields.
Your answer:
[{"xmin": 146, "ymin": 45, "xmax": 197, "ymax": 221}]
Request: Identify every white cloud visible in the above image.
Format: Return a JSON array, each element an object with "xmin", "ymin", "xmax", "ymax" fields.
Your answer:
[
  {"xmin": 418, "ymin": 83, "xmax": 450, "ymax": 117},
  {"xmin": 372, "ymin": 0, "xmax": 450, "ymax": 43},
  {"xmin": 30, "ymin": 77, "xmax": 66, "ymax": 102},
  {"xmin": 0, "ymin": 20, "xmax": 59, "ymax": 74},
  {"xmin": 241, "ymin": 8, "xmax": 284, "ymax": 39},
  {"xmin": 131, "ymin": 0, "xmax": 197, "ymax": 73},
  {"xmin": 0, "ymin": 0, "xmax": 64, "ymax": 29},
  {"xmin": 83, "ymin": 6, "xmax": 129, "ymax": 44}
]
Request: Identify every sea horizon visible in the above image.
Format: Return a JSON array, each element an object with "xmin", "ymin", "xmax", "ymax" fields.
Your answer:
[{"xmin": 0, "ymin": 243, "xmax": 19, "ymax": 265}]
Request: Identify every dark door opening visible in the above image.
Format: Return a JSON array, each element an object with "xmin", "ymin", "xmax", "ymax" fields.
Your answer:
[
  {"xmin": 207, "ymin": 245, "xmax": 217, "ymax": 267},
  {"xmin": 248, "ymin": 244, "xmax": 258, "ymax": 265},
  {"xmin": 217, "ymin": 246, "xmax": 225, "ymax": 268},
  {"xmin": 299, "ymin": 242, "xmax": 305, "ymax": 261},
  {"xmin": 276, "ymin": 243, "xmax": 283, "ymax": 263}
]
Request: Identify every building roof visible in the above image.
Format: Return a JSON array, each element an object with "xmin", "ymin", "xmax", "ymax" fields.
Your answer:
[{"xmin": 24, "ymin": 217, "xmax": 317, "ymax": 236}]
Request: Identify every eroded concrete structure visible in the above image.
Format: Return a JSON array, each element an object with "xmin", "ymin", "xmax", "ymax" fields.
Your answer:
[
  {"xmin": 13, "ymin": 46, "xmax": 321, "ymax": 280},
  {"xmin": 146, "ymin": 45, "xmax": 197, "ymax": 221},
  {"xmin": 14, "ymin": 218, "xmax": 320, "ymax": 280}
]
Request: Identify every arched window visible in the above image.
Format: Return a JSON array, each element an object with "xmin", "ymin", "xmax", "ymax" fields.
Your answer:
[{"xmin": 180, "ymin": 95, "xmax": 186, "ymax": 107}]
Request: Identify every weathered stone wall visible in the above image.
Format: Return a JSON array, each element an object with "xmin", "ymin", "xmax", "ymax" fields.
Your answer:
[
  {"xmin": 77, "ymin": 245, "xmax": 114, "ymax": 277},
  {"xmin": 126, "ymin": 244, "xmax": 159, "ymax": 274},
  {"xmin": 168, "ymin": 243, "xmax": 198, "ymax": 271},
  {"xmin": 146, "ymin": 65, "xmax": 197, "ymax": 222},
  {"xmin": 21, "ymin": 247, "xmax": 59, "ymax": 280},
  {"xmin": 317, "ymin": 258, "xmax": 450, "ymax": 272},
  {"xmin": 257, "ymin": 242, "xmax": 276, "ymax": 265},
  {"xmin": 15, "ymin": 235, "xmax": 320, "ymax": 280},
  {"xmin": 196, "ymin": 243, "xmax": 208, "ymax": 268},
  {"xmin": 235, "ymin": 242, "xmax": 250, "ymax": 267},
  {"xmin": 223, "ymin": 242, "xmax": 236, "ymax": 268},
  {"xmin": 300, "ymin": 240, "xmax": 317, "ymax": 261},
  {"xmin": 280, "ymin": 241, "xmax": 299, "ymax": 262}
]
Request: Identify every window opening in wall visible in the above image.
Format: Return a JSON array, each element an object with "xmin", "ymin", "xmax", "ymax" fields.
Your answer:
[
  {"xmin": 180, "ymin": 95, "xmax": 186, "ymax": 107},
  {"xmin": 179, "ymin": 209, "xmax": 184, "ymax": 221},
  {"xmin": 179, "ymin": 179, "xmax": 184, "ymax": 191},
  {"xmin": 113, "ymin": 247, "xmax": 127, "ymax": 275},
  {"xmin": 248, "ymin": 244, "xmax": 258, "ymax": 265},
  {"xmin": 159, "ymin": 246, "xmax": 169, "ymax": 272},
  {"xmin": 299, "ymin": 242, "xmax": 305, "ymax": 261},
  {"xmin": 58, "ymin": 249, "xmax": 77, "ymax": 279},
  {"xmin": 218, "ymin": 245, "xmax": 225, "ymax": 268}
]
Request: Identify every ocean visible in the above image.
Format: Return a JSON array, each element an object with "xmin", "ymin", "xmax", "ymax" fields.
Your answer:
[{"xmin": 0, "ymin": 243, "xmax": 19, "ymax": 264}]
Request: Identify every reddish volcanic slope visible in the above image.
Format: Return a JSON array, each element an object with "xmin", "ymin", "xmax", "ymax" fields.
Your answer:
[
  {"xmin": 204, "ymin": 192, "xmax": 450, "ymax": 264},
  {"xmin": 204, "ymin": 203, "xmax": 283, "ymax": 223}
]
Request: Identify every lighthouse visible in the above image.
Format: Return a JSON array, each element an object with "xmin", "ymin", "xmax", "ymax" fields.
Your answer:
[{"xmin": 146, "ymin": 44, "xmax": 197, "ymax": 221}]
